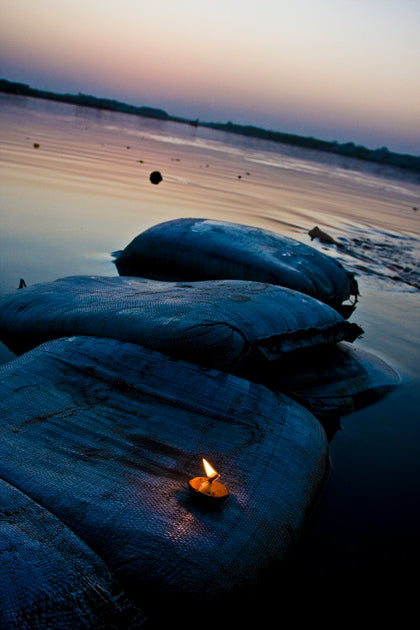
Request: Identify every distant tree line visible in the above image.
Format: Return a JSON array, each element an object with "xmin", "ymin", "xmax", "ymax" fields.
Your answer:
[
  {"xmin": 201, "ymin": 121, "xmax": 420, "ymax": 174},
  {"xmin": 0, "ymin": 79, "xmax": 170, "ymax": 120},
  {"xmin": 1, "ymin": 79, "xmax": 419, "ymax": 173}
]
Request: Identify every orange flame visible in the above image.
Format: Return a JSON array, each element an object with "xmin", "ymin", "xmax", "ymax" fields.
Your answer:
[{"xmin": 202, "ymin": 458, "xmax": 219, "ymax": 480}]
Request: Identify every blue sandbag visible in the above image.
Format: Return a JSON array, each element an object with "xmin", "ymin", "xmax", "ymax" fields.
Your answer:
[
  {"xmin": 0, "ymin": 276, "xmax": 363, "ymax": 372},
  {"xmin": 0, "ymin": 336, "xmax": 329, "ymax": 618},
  {"xmin": 257, "ymin": 341, "xmax": 400, "ymax": 438},
  {"xmin": 0, "ymin": 479, "xmax": 144, "ymax": 630},
  {"xmin": 115, "ymin": 218, "xmax": 359, "ymax": 316}
]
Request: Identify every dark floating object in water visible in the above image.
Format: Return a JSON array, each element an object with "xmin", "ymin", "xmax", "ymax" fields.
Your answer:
[
  {"xmin": 114, "ymin": 218, "xmax": 358, "ymax": 317},
  {"xmin": 149, "ymin": 170, "xmax": 162, "ymax": 184},
  {"xmin": 33, "ymin": 142, "xmax": 40, "ymax": 149},
  {"xmin": 0, "ymin": 275, "xmax": 363, "ymax": 372},
  {"xmin": 0, "ymin": 335, "xmax": 329, "ymax": 614},
  {"xmin": 18, "ymin": 278, "xmax": 26, "ymax": 289},
  {"xmin": 309, "ymin": 225, "xmax": 337, "ymax": 245}
]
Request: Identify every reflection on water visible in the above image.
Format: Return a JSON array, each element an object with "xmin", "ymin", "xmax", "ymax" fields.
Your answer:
[{"xmin": 1, "ymin": 93, "xmax": 419, "ymax": 606}]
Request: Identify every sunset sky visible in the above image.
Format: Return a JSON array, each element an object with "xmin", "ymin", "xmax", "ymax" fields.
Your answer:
[{"xmin": 1, "ymin": 0, "xmax": 419, "ymax": 154}]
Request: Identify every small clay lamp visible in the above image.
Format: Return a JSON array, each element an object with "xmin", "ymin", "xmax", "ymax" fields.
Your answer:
[{"xmin": 188, "ymin": 458, "xmax": 229, "ymax": 503}]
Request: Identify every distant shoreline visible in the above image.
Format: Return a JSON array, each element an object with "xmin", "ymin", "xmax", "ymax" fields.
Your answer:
[{"xmin": 1, "ymin": 78, "xmax": 419, "ymax": 174}]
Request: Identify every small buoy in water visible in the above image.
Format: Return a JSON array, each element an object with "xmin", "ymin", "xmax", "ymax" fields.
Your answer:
[
  {"xmin": 33, "ymin": 143, "xmax": 40, "ymax": 149},
  {"xmin": 18, "ymin": 278, "xmax": 26, "ymax": 289},
  {"xmin": 149, "ymin": 171, "xmax": 163, "ymax": 185}
]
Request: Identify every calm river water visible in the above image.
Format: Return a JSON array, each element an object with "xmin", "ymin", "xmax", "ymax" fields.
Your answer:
[{"xmin": 1, "ymin": 94, "xmax": 419, "ymax": 621}]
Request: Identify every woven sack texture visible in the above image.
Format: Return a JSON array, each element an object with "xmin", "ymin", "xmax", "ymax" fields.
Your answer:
[
  {"xmin": 115, "ymin": 218, "xmax": 358, "ymax": 314},
  {"xmin": 260, "ymin": 341, "xmax": 400, "ymax": 420},
  {"xmin": 0, "ymin": 276, "xmax": 363, "ymax": 371},
  {"xmin": 0, "ymin": 478, "xmax": 145, "ymax": 630}
]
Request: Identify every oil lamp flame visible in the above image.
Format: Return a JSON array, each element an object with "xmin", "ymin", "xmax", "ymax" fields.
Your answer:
[{"xmin": 202, "ymin": 458, "xmax": 219, "ymax": 481}]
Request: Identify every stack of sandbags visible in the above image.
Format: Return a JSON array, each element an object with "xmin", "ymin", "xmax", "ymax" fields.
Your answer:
[
  {"xmin": 0, "ymin": 271, "xmax": 398, "ymax": 435},
  {"xmin": 0, "ymin": 218, "xmax": 399, "ymax": 627}
]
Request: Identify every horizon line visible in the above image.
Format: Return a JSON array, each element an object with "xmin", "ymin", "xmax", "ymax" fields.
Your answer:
[{"xmin": 1, "ymin": 78, "xmax": 419, "ymax": 170}]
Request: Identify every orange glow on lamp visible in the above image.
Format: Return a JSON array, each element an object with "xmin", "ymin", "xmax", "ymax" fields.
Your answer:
[{"xmin": 188, "ymin": 458, "xmax": 229, "ymax": 503}]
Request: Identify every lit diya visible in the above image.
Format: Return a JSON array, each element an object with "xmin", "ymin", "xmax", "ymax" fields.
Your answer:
[{"xmin": 188, "ymin": 458, "xmax": 229, "ymax": 503}]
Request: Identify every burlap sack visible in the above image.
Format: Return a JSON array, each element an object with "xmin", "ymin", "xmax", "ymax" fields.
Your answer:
[
  {"xmin": 258, "ymin": 341, "xmax": 400, "ymax": 437},
  {"xmin": 0, "ymin": 336, "xmax": 329, "ymax": 618},
  {"xmin": 0, "ymin": 276, "xmax": 363, "ymax": 372},
  {"xmin": 115, "ymin": 218, "xmax": 358, "ymax": 315},
  {"xmin": 0, "ymin": 478, "xmax": 144, "ymax": 629}
]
